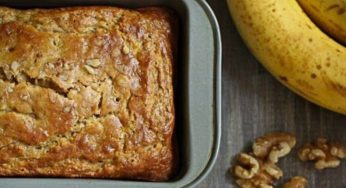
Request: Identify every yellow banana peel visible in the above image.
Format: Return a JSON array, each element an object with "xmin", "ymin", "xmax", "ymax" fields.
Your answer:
[
  {"xmin": 227, "ymin": 0, "xmax": 346, "ymax": 114},
  {"xmin": 297, "ymin": 0, "xmax": 346, "ymax": 45}
]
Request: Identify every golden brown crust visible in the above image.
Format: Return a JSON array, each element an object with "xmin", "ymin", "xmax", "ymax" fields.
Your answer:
[{"xmin": 0, "ymin": 6, "xmax": 176, "ymax": 181}]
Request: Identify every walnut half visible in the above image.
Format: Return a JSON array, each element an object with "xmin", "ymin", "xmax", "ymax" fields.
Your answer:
[
  {"xmin": 283, "ymin": 176, "xmax": 308, "ymax": 188},
  {"xmin": 298, "ymin": 138, "xmax": 346, "ymax": 170},
  {"xmin": 253, "ymin": 132, "xmax": 296, "ymax": 163},
  {"xmin": 233, "ymin": 153, "xmax": 283, "ymax": 188}
]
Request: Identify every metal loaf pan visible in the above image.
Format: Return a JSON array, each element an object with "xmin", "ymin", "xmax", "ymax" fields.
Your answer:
[{"xmin": 0, "ymin": 0, "xmax": 222, "ymax": 187}]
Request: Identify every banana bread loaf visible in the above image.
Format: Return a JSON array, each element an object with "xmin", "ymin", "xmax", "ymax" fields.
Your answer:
[{"xmin": 0, "ymin": 6, "xmax": 176, "ymax": 181}]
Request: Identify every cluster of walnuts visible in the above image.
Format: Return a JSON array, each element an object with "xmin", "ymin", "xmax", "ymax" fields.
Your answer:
[
  {"xmin": 298, "ymin": 138, "xmax": 346, "ymax": 170},
  {"xmin": 232, "ymin": 132, "xmax": 346, "ymax": 188}
]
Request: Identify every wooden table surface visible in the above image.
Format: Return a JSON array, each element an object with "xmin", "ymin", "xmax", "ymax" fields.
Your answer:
[{"xmin": 200, "ymin": 1, "xmax": 346, "ymax": 187}]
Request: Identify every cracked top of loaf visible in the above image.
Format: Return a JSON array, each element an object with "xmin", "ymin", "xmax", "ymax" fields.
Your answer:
[{"xmin": 0, "ymin": 6, "xmax": 176, "ymax": 181}]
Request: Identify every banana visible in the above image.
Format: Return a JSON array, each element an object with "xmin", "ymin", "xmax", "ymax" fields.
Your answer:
[
  {"xmin": 227, "ymin": 0, "xmax": 346, "ymax": 114},
  {"xmin": 297, "ymin": 0, "xmax": 346, "ymax": 45}
]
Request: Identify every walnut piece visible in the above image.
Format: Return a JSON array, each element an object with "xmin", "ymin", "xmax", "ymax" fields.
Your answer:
[
  {"xmin": 234, "ymin": 153, "xmax": 259, "ymax": 179},
  {"xmin": 298, "ymin": 138, "xmax": 346, "ymax": 170},
  {"xmin": 253, "ymin": 132, "xmax": 296, "ymax": 163},
  {"xmin": 84, "ymin": 65, "xmax": 96, "ymax": 75},
  {"xmin": 233, "ymin": 153, "xmax": 283, "ymax": 188},
  {"xmin": 86, "ymin": 59, "xmax": 101, "ymax": 67},
  {"xmin": 122, "ymin": 44, "xmax": 130, "ymax": 54},
  {"xmin": 283, "ymin": 176, "xmax": 308, "ymax": 188},
  {"xmin": 10, "ymin": 61, "xmax": 20, "ymax": 72},
  {"xmin": 232, "ymin": 132, "xmax": 296, "ymax": 188}
]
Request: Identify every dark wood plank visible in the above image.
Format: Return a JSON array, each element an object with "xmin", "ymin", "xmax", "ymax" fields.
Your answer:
[{"xmin": 201, "ymin": 0, "xmax": 346, "ymax": 187}]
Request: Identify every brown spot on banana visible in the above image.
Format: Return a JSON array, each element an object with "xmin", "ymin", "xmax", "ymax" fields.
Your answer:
[
  {"xmin": 279, "ymin": 76, "xmax": 288, "ymax": 82},
  {"xmin": 306, "ymin": 23, "xmax": 313, "ymax": 29},
  {"xmin": 326, "ymin": 4, "xmax": 346, "ymax": 15},
  {"xmin": 311, "ymin": 73, "xmax": 317, "ymax": 79},
  {"xmin": 326, "ymin": 4, "xmax": 340, "ymax": 11},
  {"xmin": 338, "ymin": 7, "xmax": 345, "ymax": 15}
]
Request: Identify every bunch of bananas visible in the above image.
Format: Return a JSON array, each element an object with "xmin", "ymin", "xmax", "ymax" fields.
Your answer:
[{"xmin": 227, "ymin": 0, "xmax": 346, "ymax": 114}]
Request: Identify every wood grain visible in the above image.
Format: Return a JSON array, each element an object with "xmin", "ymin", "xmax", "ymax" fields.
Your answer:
[{"xmin": 200, "ymin": 0, "xmax": 346, "ymax": 187}]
